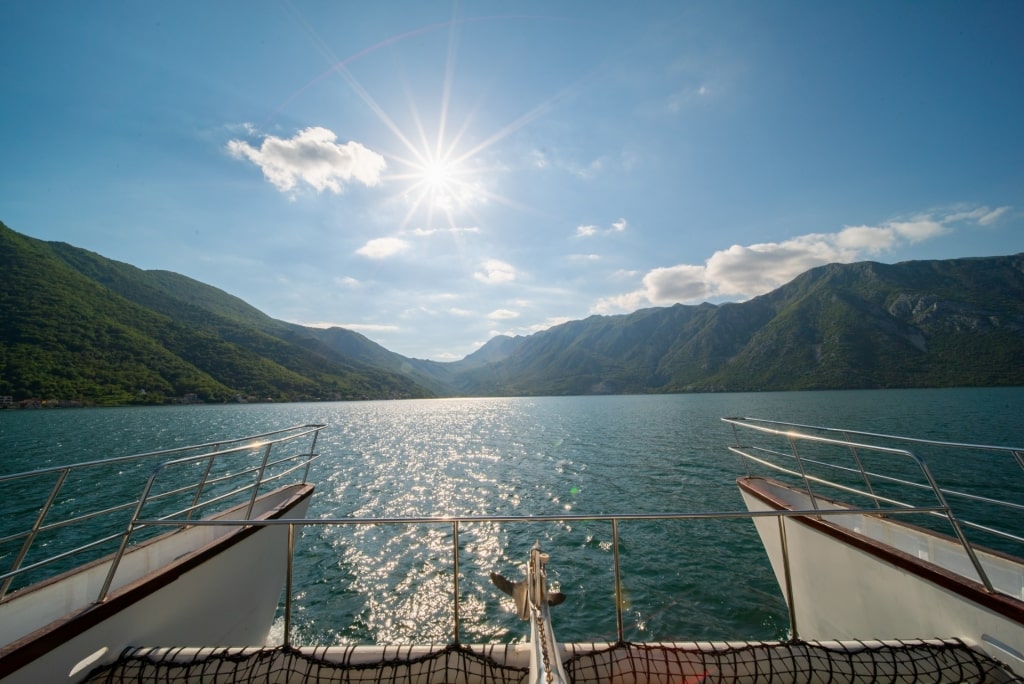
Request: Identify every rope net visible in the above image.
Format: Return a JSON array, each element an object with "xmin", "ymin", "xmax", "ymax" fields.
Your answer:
[{"xmin": 84, "ymin": 639, "xmax": 1021, "ymax": 683}]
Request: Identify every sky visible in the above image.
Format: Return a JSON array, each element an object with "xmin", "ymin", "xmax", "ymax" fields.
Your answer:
[{"xmin": 2, "ymin": 2, "xmax": 1022, "ymax": 361}]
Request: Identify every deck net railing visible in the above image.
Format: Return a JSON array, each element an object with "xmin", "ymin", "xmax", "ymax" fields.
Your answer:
[{"xmin": 88, "ymin": 638, "xmax": 1020, "ymax": 683}]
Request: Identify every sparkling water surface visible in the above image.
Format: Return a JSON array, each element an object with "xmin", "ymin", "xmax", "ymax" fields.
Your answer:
[{"xmin": 2, "ymin": 388, "xmax": 1021, "ymax": 646}]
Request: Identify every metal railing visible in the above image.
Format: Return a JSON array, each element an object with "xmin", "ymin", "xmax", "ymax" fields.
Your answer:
[
  {"xmin": 136, "ymin": 503, "xmax": 953, "ymax": 646},
  {"xmin": 722, "ymin": 416, "xmax": 1024, "ymax": 595},
  {"xmin": 0, "ymin": 423, "xmax": 325, "ymax": 602},
  {"xmin": 4, "ymin": 417, "xmax": 1019, "ymax": 647}
]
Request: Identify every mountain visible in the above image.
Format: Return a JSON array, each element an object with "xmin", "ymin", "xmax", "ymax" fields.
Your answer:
[
  {"xmin": 2, "ymin": 218, "xmax": 1022, "ymax": 405},
  {"xmin": 0, "ymin": 221, "xmax": 433, "ymax": 404},
  {"xmin": 446, "ymin": 255, "xmax": 1024, "ymax": 394}
]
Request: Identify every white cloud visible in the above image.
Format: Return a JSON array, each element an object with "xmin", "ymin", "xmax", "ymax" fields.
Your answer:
[
  {"xmin": 488, "ymin": 309, "xmax": 519, "ymax": 320},
  {"xmin": 474, "ymin": 259, "xmax": 518, "ymax": 284},
  {"xmin": 642, "ymin": 264, "xmax": 711, "ymax": 301},
  {"xmin": 227, "ymin": 126, "xmax": 386, "ymax": 194},
  {"xmin": 568, "ymin": 253, "xmax": 601, "ymax": 263},
  {"xmin": 835, "ymin": 225, "xmax": 896, "ymax": 253},
  {"xmin": 335, "ymin": 276, "xmax": 361, "ymax": 287},
  {"xmin": 594, "ymin": 204, "xmax": 1009, "ymax": 313},
  {"xmin": 356, "ymin": 237, "xmax": 410, "ymax": 259},
  {"xmin": 703, "ymin": 237, "xmax": 850, "ymax": 297},
  {"xmin": 978, "ymin": 206, "xmax": 1010, "ymax": 225},
  {"xmin": 939, "ymin": 205, "xmax": 1010, "ymax": 227},
  {"xmin": 576, "ymin": 218, "xmax": 629, "ymax": 238},
  {"xmin": 889, "ymin": 219, "xmax": 947, "ymax": 242}
]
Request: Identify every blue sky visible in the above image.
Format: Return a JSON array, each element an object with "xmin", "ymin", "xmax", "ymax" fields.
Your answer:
[{"xmin": 2, "ymin": 2, "xmax": 1021, "ymax": 360}]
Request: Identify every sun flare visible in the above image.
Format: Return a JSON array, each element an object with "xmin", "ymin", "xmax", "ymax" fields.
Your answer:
[{"xmin": 421, "ymin": 157, "xmax": 455, "ymax": 190}]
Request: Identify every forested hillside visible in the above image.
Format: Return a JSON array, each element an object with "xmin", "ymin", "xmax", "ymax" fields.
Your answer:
[
  {"xmin": 0, "ymin": 222, "xmax": 432, "ymax": 405},
  {"xmin": 445, "ymin": 255, "xmax": 1024, "ymax": 395},
  {"xmin": 3, "ymin": 219, "xmax": 1022, "ymax": 406}
]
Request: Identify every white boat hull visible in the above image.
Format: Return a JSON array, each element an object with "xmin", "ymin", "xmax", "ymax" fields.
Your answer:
[
  {"xmin": 0, "ymin": 483, "xmax": 313, "ymax": 683},
  {"xmin": 738, "ymin": 476, "xmax": 1024, "ymax": 672}
]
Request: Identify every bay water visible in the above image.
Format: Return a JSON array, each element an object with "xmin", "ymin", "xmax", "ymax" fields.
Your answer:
[{"xmin": 2, "ymin": 388, "xmax": 1021, "ymax": 646}]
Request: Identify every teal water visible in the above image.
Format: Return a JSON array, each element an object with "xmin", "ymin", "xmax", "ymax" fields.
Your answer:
[{"xmin": 1, "ymin": 388, "xmax": 1022, "ymax": 645}]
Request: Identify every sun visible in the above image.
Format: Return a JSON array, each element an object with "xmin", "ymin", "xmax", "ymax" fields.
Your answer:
[
  {"xmin": 397, "ymin": 146, "xmax": 483, "ymax": 219},
  {"xmin": 421, "ymin": 157, "xmax": 455, "ymax": 190}
]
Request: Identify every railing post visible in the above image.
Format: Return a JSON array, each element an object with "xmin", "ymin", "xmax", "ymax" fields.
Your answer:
[
  {"xmin": 1012, "ymin": 449, "xmax": 1024, "ymax": 475},
  {"xmin": 302, "ymin": 428, "xmax": 321, "ymax": 484},
  {"xmin": 186, "ymin": 450, "xmax": 219, "ymax": 522},
  {"xmin": 612, "ymin": 518, "xmax": 624, "ymax": 643},
  {"xmin": 842, "ymin": 432, "xmax": 879, "ymax": 508},
  {"xmin": 1, "ymin": 469, "xmax": 69, "ymax": 599},
  {"xmin": 915, "ymin": 458, "xmax": 996, "ymax": 592},
  {"xmin": 245, "ymin": 443, "xmax": 275, "ymax": 519},
  {"xmin": 98, "ymin": 472, "xmax": 161, "ymax": 602},
  {"xmin": 778, "ymin": 516, "xmax": 798, "ymax": 640},
  {"xmin": 788, "ymin": 438, "xmax": 819, "ymax": 513},
  {"xmin": 452, "ymin": 521, "xmax": 461, "ymax": 645},
  {"xmin": 728, "ymin": 421, "xmax": 753, "ymax": 477},
  {"xmin": 284, "ymin": 523, "xmax": 294, "ymax": 649}
]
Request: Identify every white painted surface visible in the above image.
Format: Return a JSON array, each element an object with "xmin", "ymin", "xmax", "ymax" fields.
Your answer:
[
  {"xmin": 0, "ymin": 485, "xmax": 311, "ymax": 683},
  {"xmin": 740, "ymin": 478, "xmax": 1024, "ymax": 672}
]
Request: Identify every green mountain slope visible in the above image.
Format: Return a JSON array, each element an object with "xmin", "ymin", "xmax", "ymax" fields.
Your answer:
[
  {"xmin": 446, "ymin": 255, "xmax": 1024, "ymax": 395},
  {"xmin": 3, "ymin": 218, "xmax": 1021, "ymax": 404},
  {"xmin": 1, "ymin": 221, "xmax": 432, "ymax": 404}
]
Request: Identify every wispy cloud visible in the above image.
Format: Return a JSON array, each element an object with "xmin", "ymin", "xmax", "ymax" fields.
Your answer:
[
  {"xmin": 356, "ymin": 237, "xmax": 410, "ymax": 259},
  {"xmin": 575, "ymin": 218, "xmax": 628, "ymax": 237},
  {"xmin": 227, "ymin": 126, "xmax": 386, "ymax": 194},
  {"xmin": 334, "ymin": 276, "xmax": 360, "ymax": 287},
  {"xmin": 529, "ymin": 148, "xmax": 606, "ymax": 179},
  {"xmin": 474, "ymin": 259, "xmax": 519, "ymax": 284},
  {"xmin": 594, "ymin": 205, "xmax": 1011, "ymax": 313},
  {"xmin": 487, "ymin": 308, "xmax": 519, "ymax": 320}
]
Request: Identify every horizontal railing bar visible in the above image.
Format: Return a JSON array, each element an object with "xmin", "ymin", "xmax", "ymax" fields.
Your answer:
[
  {"xmin": 31, "ymin": 500, "xmax": 140, "ymax": 537},
  {"xmin": 0, "ymin": 424, "xmax": 326, "ymax": 484},
  {"xmin": 959, "ymin": 519, "xmax": 1024, "ymax": 546},
  {"xmin": 258, "ymin": 456, "xmax": 321, "ymax": 486},
  {"xmin": 135, "ymin": 505, "xmax": 949, "ymax": 528},
  {"xmin": 729, "ymin": 447, "xmax": 920, "ymax": 512},
  {"xmin": 723, "ymin": 417, "xmax": 1024, "ymax": 455},
  {"xmin": 0, "ymin": 530, "xmax": 30, "ymax": 546},
  {"xmin": 154, "ymin": 482, "xmax": 264, "ymax": 521},
  {"xmin": 192, "ymin": 450, "xmax": 315, "ymax": 491},
  {"xmin": 0, "ymin": 531, "xmax": 125, "ymax": 583},
  {"xmin": 0, "ymin": 425, "xmax": 326, "ymax": 597},
  {"xmin": 730, "ymin": 436, "xmax": 1023, "ymax": 523},
  {"xmin": 941, "ymin": 488, "xmax": 1024, "ymax": 513},
  {"xmin": 140, "ymin": 455, "xmax": 321, "ymax": 523}
]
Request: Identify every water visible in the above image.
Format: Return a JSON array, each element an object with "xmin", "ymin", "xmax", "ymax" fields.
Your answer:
[{"xmin": 1, "ymin": 388, "xmax": 1022, "ymax": 646}]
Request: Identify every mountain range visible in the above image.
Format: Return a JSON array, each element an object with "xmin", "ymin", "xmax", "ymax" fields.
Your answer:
[{"xmin": 2, "ymin": 220, "xmax": 1022, "ymax": 405}]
